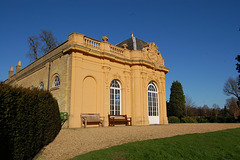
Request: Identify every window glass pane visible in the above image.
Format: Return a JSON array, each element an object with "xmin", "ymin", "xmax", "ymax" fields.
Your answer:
[
  {"xmin": 39, "ymin": 82, "xmax": 44, "ymax": 90},
  {"xmin": 149, "ymin": 101, "xmax": 152, "ymax": 106},
  {"xmin": 110, "ymin": 80, "xmax": 121, "ymax": 115},
  {"xmin": 110, "ymin": 81, "xmax": 114, "ymax": 87},
  {"xmin": 110, "ymin": 89, "xmax": 114, "ymax": 94},
  {"xmin": 111, "ymin": 80, "xmax": 120, "ymax": 88},
  {"xmin": 148, "ymin": 81, "xmax": 159, "ymax": 117},
  {"xmin": 117, "ymin": 100, "xmax": 120, "ymax": 105},
  {"xmin": 110, "ymin": 100, "xmax": 114, "ymax": 105},
  {"xmin": 53, "ymin": 76, "xmax": 60, "ymax": 87}
]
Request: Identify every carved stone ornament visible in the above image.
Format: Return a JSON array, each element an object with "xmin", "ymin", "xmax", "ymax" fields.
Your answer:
[
  {"xmin": 146, "ymin": 43, "xmax": 159, "ymax": 62},
  {"xmin": 102, "ymin": 36, "xmax": 108, "ymax": 42},
  {"xmin": 102, "ymin": 66, "xmax": 111, "ymax": 72},
  {"xmin": 113, "ymin": 73, "xmax": 121, "ymax": 80},
  {"xmin": 122, "ymin": 43, "xmax": 128, "ymax": 49},
  {"xmin": 143, "ymin": 42, "xmax": 163, "ymax": 66}
]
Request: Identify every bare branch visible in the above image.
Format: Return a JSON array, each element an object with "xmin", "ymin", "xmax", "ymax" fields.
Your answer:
[
  {"xmin": 223, "ymin": 77, "xmax": 240, "ymax": 99},
  {"xmin": 39, "ymin": 30, "xmax": 58, "ymax": 54},
  {"xmin": 226, "ymin": 97, "xmax": 240, "ymax": 119},
  {"xmin": 26, "ymin": 36, "xmax": 40, "ymax": 62}
]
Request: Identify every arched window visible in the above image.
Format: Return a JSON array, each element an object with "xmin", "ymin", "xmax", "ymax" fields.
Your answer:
[
  {"xmin": 39, "ymin": 82, "xmax": 44, "ymax": 90},
  {"xmin": 148, "ymin": 81, "xmax": 159, "ymax": 117},
  {"xmin": 52, "ymin": 76, "xmax": 60, "ymax": 87},
  {"xmin": 110, "ymin": 80, "xmax": 121, "ymax": 115}
]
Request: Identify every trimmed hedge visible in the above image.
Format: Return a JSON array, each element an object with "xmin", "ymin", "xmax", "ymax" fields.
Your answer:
[
  {"xmin": 197, "ymin": 117, "xmax": 209, "ymax": 123},
  {"xmin": 168, "ymin": 116, "xmax": 180, "ymax": 123},
  {"xmin": 181, "ymin": 116, "xmax": 197, "ymax": 123},
  {"xmin": 0, "ymin": 83, "xmax": 61, "ymax": 160}
]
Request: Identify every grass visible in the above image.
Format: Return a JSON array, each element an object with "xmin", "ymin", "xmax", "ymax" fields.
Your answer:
[{"xmin": 71, "ymin": 128, "xmax": 240, "ymax": 160}]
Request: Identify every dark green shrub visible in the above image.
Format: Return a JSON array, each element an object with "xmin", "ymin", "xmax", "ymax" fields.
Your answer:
[
  {"xmin": 168, "ymin": 116, "xmax": 180, "ymax": 123},
  {"xmin": 0, "ymin": 83, "xmax": 61, "ymax": 160},
  {"xmin": 209, "ymin": 116, "xmax": 218, "ymax": 123},
  {"xmin": 181, "ymin": 116, "xmax": 197, "ymax": 123},
  {"xmin": 197, "ymin": 117, "xmax": 209, "ymax": 123}
]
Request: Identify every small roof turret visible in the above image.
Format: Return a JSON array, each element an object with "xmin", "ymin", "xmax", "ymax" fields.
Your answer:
[{"xmin": 116, "ymin": 33, "xmax": 148, "ymax": 50}]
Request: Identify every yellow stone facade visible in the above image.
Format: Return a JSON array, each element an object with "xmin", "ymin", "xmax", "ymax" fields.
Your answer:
[{"xmin": 5, "ymin": 32, "xmax": 169, "ymax": 128}]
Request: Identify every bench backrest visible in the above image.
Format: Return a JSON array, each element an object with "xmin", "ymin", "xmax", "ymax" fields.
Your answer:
[
  {"xmin": 81, "ymin": 113, "xmax": 100, "ymax": 121},
  {"xmin": 108, "ymin": 115, "xmax": 127, "ymax": 120}
]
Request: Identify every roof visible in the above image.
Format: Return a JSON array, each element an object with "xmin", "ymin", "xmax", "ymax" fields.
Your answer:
[{"xmin": 116, "ymin": 35, "xmax": 148, "ymax": 50}]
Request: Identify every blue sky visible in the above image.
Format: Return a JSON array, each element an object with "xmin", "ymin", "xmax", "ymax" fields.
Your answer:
[{"xmin": 0, "ymin": 0, "xmax": 239, "ymax": 108}]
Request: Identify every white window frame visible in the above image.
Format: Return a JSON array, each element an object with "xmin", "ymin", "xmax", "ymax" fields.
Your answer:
[
  {"xmin": 110, "ymin": 80, "xmax": 121, "ymax": 115},
  {"xmin": 147, "ymin": 81, "xmax": 159, "ymax": 117}
]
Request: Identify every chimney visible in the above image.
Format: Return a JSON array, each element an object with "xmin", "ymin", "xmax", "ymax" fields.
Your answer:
[
  {"xmin": 8, "ymin": 66, "xmax": 14, "ymax": 79},
  {"xmin": 16, "ymin": 61, "xmax": 22, "ymax": 73}
]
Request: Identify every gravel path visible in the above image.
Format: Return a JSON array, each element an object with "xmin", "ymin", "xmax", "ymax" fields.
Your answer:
[{"xmin": 37, "ymin": 123, "xmax": 240, "ymax": 160}]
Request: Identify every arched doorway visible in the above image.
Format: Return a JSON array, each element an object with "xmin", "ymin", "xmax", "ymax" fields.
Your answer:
[
  {"xmin": 148, "ymin": 81, "xmax": 159, "ymax": 124},
  {"xmin": 110, "ymin": 80, "xmax": 121, "ymax": 115}
]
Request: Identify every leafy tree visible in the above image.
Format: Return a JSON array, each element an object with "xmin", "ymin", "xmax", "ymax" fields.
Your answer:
[
  {"xmin": 236, "ymin": 55, "xmax": 240, "ymax": 76},
  {"xmin": 198, "ymin": 105, "xmax": 211, "ymax": 118},
  {"xmin": 212, "ymin": 104, "xmax": 220, "ymax": 119},
  {"xmin": 235, "ymin": 28, "xmax": 240, "ymax": 89},
  {"xmin": 222, "ymin": 106, "xmax": 233, "ymax": 123},
  {"xmin": 168, "ymin": 81, "xmax": 186, "ymax": 117}
]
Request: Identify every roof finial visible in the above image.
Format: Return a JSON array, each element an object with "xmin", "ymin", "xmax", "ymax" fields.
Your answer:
[
  {"xmin": 131, "ymin": 32, "xmax": 134, "ymax": 37},
  {"xmin": 132, "ymin": 32, "xmax": 137, "ymax": 50}
]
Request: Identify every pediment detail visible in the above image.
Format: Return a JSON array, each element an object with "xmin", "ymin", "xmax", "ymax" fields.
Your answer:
[{"xmin": 143, "ymin": 42, "xmax": 164, "ymax": 66}]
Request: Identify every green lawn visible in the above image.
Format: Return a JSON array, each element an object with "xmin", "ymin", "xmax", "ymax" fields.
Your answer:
[{"xmin": 71, "ymin": 128, "xmax": 240, "ymax": 160}]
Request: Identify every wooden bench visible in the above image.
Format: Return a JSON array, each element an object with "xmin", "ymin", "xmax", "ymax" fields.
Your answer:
[
  {"xmin": 108, "ymin": 114, "xmax": 132, "ymax": 126},
  {"xmin": 80, "ymin": 113, "xmax": 104, "ymax": 128}
]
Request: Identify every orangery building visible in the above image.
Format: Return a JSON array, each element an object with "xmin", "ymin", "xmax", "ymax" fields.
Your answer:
[{"xmin": 5, "ymin": 32, "xmax": 169, "ymax": 128}]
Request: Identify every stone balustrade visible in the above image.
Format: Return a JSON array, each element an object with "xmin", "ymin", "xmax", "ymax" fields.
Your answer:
[
  {"xmin": 84, "ymin": 37, "xmax": 101, "ymax": 49},
  {"xmin": 68, "ymin": 33, "xmax": 126, "ymax": 55},
  {"xmin": 67, "ymin": 32, "xmax": 167, "ymax": 72},
  {"xmin": 110, "ymin": 45, "xmax": 124, "ymax": 55}
]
